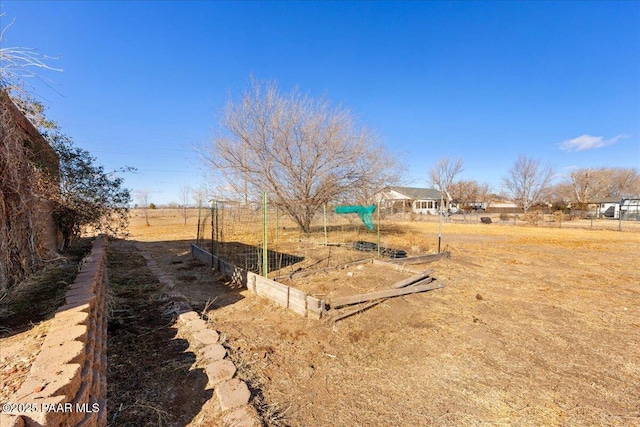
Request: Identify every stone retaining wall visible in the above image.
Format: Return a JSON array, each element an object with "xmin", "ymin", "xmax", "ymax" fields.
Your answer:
[
  {"xmin": 1, "ymin": 236, "xmax": 108, "ymax": 427},
  {"xmin": 176, "ymin": 311, "xmax": 261, "ymax": 426}
]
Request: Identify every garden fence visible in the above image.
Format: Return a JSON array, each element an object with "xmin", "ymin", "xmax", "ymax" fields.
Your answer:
[{"xmin": 195, "ymin": 193, "xmax": 384, "ymax": 277}]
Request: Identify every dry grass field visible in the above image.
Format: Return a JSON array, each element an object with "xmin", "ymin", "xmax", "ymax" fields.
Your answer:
[{"xmin": 127, "ymin": 208, "xmax": 639, "ymax": 426}]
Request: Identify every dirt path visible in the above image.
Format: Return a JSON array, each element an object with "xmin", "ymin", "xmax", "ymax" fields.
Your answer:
[{"xmin": 106, "ymin": 239, "xmax": 220, "ymax": 426}]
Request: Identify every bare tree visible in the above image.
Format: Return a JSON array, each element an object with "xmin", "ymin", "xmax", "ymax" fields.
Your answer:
[
  {"xmin": 199, "ymin": 77, "xmax": 399, "ymax": 232},
  {"xmin": 502, "ymin": 155, "xmax": 555, "ymax": 212},
  {"xmin": 546, "ymin": 181, "xmax": 573, "ymax": 209},
  {"xmin": 568, "ymin": 168, "xmax": 601, "ymax": 204},
  {"xmin": 477, "ymin": 182, "xmax": 491, "ymax": 207},
  {"xmin": 178, "ymin": 184, "xmax": 191, "ymax": 225},
  {"xmin": 428, "ymin": 157, "xmax": 464, "ymax": 207},
  {"xmin": 135, "ymin": 190, "xmax": 151, "ymax": 226},
  {"xmin": 607, "ymin": 167, "xmax": 640, "ymax": 197},
  {"xmin": 448, "ymin": 179, "xmax": 491, "ymax": 219},
  {"xmin": 192, "ymin": 186, "xmax": 208, "ymax": 207},
  {"xmin": 449, "ymin": 180, "xmax": 478, "ymax": 219},
  {"xmin": 560, "ymin": 167, "xmax": 640, "ymax": 206},
  {"xmin": 0, "ymin": 15, "xmax": 62, "ymax": 91}
]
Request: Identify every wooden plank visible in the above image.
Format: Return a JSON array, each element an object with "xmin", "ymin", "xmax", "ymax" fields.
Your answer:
[
  {"xmin": 246, "ymin": 273, "xmax": 257, "ymax": 293},
  {"xmin": 288, "ymin": 287, "xmax": 308, "ymax": 316},
  {"xmin": 330, "ymin": 278, "xmax": 440, "ymax": 321},
  {"xmin": 385, "ymin": 252, "xmax": 450, "ymax": 265},
  {"xmin": 389, "ymin": 269, "xmax": 434, "ymax": 289},
  {"xmin": 331, "ymin": 299, "xmax": 385, "ymax": 322},
  {"xmin": 306, "ymin": 295, "xmax": 324, "ymax": 319},
  {"xmin": 329, "ymin": 281, "xmax": 444, "ymax": 309},
  {"xmin": 254, "ymin": 276, "xmax": 290, "ymax": 307}
]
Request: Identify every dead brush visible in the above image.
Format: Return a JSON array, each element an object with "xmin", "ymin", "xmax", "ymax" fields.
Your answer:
[
  {"xmin": 253, "ymin": 399, "xmax": 292, "ymax": 427},
  {"xmin": 111, "ymin": 401, "xmax": 170, "ymax": 426},
  {"xmin": 0, "ymin": 246, "xmax": 89, "ymax": 332},
  {"xmin": 201, "ymin": 297, "xmax": 218, "ymax": 322},
  {"xmin": 217, "ymin": 331, "xmax": 228, "ymax": 346}
]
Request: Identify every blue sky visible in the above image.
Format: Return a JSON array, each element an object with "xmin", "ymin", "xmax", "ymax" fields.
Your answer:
[{"xmin": 2, "ymin": 1, "xmax": 639, "ymax": 205}]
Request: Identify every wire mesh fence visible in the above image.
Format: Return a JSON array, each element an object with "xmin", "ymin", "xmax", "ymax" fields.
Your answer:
[
  {"xmin": 193, "ymin": 196, "xmax": 640, "ymax": 278},
  {"xmin": 195, "ymin": 195, "xmax": 387, "ymax": 277}
]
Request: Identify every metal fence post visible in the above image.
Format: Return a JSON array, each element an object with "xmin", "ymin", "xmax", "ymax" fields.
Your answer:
[
  {"xmin": 323, "ymin": 203, "xmax": 328, "ymax": 246},
  {"xmin": 263, "ymin": 192, "xmax": 268, "ymax": 277},
  {"xmin": 377, "ymin": 203, "xmax": 381, "ymax": 257},
  {"xmin": 619, "ymin": 206, "xmax": 622, "ymax": 232},
  {"xmin": 196, "ymin": 202, "xmax": 202, "ymax": 244},
  {"xmin": 210, "ymin": 200, "xmax": 214, "ymax": 268}
]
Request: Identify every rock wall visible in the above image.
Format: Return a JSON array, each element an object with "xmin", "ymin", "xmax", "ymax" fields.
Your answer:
[{"xmin": 1, "ymin": 236, "xmax": 108, "ymax": 427}]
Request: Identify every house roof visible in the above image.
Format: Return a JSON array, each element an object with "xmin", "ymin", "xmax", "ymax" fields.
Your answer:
[
  {"xmin": 594, "ymin": 197, "xmax": 623, "ymax": 204},
  {"xmin": 386, "ymin": 186, "xmax": 442, "ymax": 200}
]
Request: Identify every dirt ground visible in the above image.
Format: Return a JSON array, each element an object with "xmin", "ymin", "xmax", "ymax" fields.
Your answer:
[
  {"xmin": 2, "ymin": 209, "xmax": 638, "ymax": 426},
  {"xmin": 127, "ymin": 209, "xmax": 640, "ymax": 426}
]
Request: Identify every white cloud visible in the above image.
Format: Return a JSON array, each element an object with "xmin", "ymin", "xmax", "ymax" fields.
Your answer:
[{"xmin": 559, "ymin": 134, "xmax": 630, "ymax": 152}]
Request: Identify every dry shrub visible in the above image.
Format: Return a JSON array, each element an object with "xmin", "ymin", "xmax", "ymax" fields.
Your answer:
[
  {"xmin": 499, "ymin": 212, "xmax": 510, "ymax": 222},
  {"xmin": 552, "ymin": 211, "xmax": 565, "ymax": 222},
  {"xmin": 522, "ymin": 210, "xmax": 542, "ymax": 225}
]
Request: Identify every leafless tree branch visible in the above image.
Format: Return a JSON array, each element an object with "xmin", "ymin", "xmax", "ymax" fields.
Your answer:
[
  {"xmin": 198, "ymin": 77, "xmax": 400, "ymax": 232},
  {"xmin": 428, "ymin": 157, "xmax": 465, "ymax": 202},
  {"xmin": 502, "ymin": 155, "xmax": 555, "ymax": 212},
  {"xmin": 0, "ymin": 15, "xmax": 63, "ymax": 91}
]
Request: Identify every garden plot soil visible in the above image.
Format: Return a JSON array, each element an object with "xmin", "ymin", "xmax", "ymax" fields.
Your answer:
[
  {"xmin": 279, "ymin": 261, "xmax": 415, "ymax": 300},
  {"xmin": 128, "ymin": 209, "xmax": 640, "ymax": 426}
]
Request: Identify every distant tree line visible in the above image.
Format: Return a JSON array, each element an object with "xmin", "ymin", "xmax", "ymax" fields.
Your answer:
[
  {"xmin": 429, "ymin": 155, "xmax": 639, "ymax": 214},
  {"xmin": 550, "ymin": 167, "xmax": 640, "ymax": 209}
]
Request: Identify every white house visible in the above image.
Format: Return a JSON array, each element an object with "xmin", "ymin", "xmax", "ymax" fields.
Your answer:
[
  {"xmin": 374, "ymin": 186, "xmax": 448, "ymax": 215},
  {"xmin": 597, "ymin": 197, "xmax": 640, "ymax": 219},
  {"xmin": 596, "ymin": 197, "xmax": 620, "ymax": 218}
]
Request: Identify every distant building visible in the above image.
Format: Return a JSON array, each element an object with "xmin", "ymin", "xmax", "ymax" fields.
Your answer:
[
  {"xmin": 374, "ymin": 186, "xmax": 450, "ymax": 215},
  {"xmin": 595, "ymin": 197, "xmax": 640, "ymax": 220}
]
